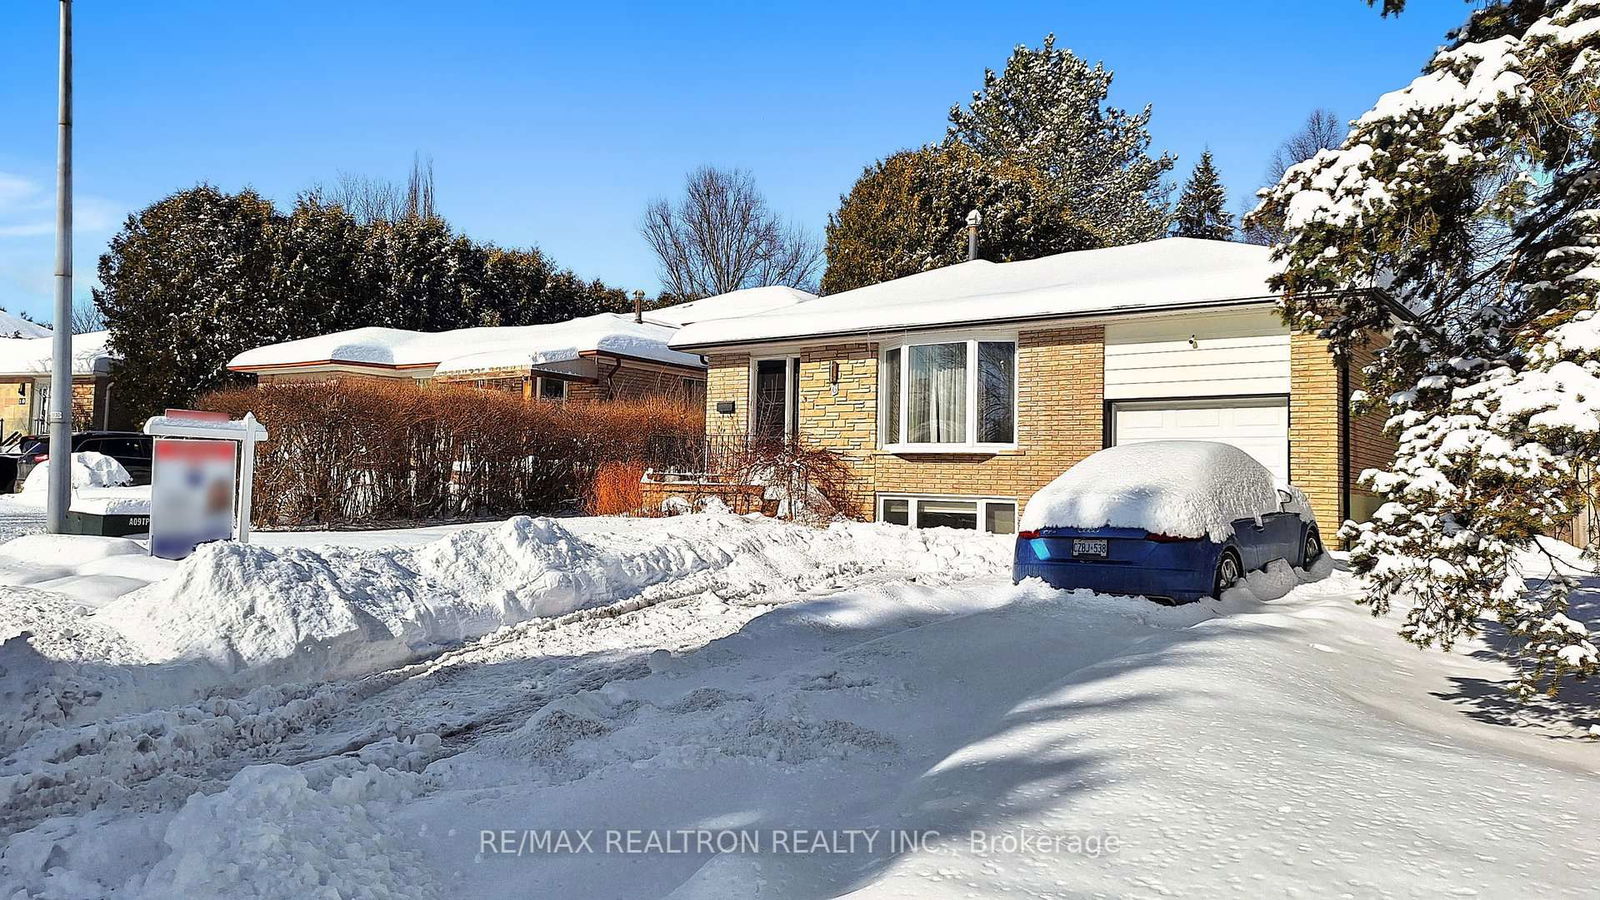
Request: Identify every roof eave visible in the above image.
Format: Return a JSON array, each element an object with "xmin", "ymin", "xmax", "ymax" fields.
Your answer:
[{"xmin": 668, "ymin": 294, "xmax": 1294, "ymax": 353}]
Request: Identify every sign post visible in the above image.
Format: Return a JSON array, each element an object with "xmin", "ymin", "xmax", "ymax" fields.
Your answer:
[{"xmin": 143, "ymin": 409, "xmax": 268, "ymax": 560}]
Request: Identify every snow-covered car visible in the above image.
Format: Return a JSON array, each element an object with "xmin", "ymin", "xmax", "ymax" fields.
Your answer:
[{"xmin": 1013, "ymin": 441, "xmax": 1322, "ymax": 603}]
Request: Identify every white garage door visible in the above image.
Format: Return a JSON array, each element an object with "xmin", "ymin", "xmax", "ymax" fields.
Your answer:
[{"xmin": 1111, "ymin": 397, "xmax": 1289, "ymax": 482}]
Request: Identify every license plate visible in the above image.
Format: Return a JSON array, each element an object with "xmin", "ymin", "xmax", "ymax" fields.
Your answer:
[{"xmin": 1072, "ymin": 538, "xmax": 1108, "ymax": 558}]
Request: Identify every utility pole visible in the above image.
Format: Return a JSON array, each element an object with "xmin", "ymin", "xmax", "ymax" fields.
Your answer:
[
  {"xmin": 966, "ymin": 209, "xmax": 982, "ymax": 262},
  {"xmin": 47, "ymin": 0, "xmax": 73, "ymax": 533}
]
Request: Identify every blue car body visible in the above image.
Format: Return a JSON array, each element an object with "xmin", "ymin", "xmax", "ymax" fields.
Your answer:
[{"xmin": 1012, "ymin": 511, "xmax": 1314, "ymax": 603}]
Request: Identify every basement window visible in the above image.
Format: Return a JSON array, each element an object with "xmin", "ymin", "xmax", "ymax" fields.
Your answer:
[{"xmin": 877, "ymin": 495, "xmax": 1017, "ymax": 534}]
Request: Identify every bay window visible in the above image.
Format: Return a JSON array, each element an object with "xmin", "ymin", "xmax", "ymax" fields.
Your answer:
[{"xmin": 880, "ymin": 337, "xmax": 1016, "ymax": 449}]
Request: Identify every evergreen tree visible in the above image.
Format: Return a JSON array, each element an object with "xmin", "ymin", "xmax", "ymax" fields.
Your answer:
[
  {"xmin": 275, "ymin": 195, "xmax": 372, "ymax": 335},
  {"xmin": 1249, "ymin": 0, "xmax": 1600, "ymax": 698},
  {"xmin": 823, "ymin": 144, "xmax": 1095, "ymax": 294},
  {"xmin": 1171, "ymin": 151, "xmax": 1234, "ymax": 241},
  {"xmin": 946, "ymin": 34, "xmax": 1175, "ymax": 246},
  {"xmin": 96, "ymin": 183, "xmax": 635, "ymax": 419},
  {"xmin": 95, "ymin": 186, "xmax": 283, "ymax": 420}
]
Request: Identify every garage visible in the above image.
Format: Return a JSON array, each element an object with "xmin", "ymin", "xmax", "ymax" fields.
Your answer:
[{"xmin": 1110, "ymin": 396, "xmax": 1290, "ymax": 482}]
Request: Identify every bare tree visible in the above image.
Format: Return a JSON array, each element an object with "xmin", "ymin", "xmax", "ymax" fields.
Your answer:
[
  {"xmin": 311, "ymin": 154, "xmax": 437, "ymax": 223},
  {"xmin": 405, "ymin": 153, "xmax": 436, "ymax": 220},
  {"xmin": 1265, "ymin": 108, "xmax": 1346, "ymax": 184},
  {"xmin": 641, "ymin": 166, "xmax": 822, "ymax": 299},
  {"xmin": 1242, "ymin": 109, "xmax": 1348, "ymax": 245},
  {"xmin": 70, "ymin": 298, "xmax": 105, "ymax": 334}
]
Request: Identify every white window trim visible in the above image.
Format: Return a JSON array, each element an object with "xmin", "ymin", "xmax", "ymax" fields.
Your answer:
[
  {"xmin": 877, "ymin": 493, "xmax": 1018, "ymax": 534},
  {"xmin": 535, "ymin": 376, "xmax": 568, "ymax": 403},
  {"xmin": 748, "ymin": 355, "xmax": 800, "ymax": 438},
  {"xmin": 878, "ymin": 333, "xmax": 1018, "ymax": 453}
]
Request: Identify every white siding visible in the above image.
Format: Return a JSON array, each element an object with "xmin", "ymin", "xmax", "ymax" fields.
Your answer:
[{"xmin": 1104, "ymin": 309, "xmax": 1290, "ymax": 400}]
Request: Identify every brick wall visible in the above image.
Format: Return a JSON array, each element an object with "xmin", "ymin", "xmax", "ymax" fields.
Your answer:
[
  {"xmin": 1289, "ymin": 332, "xmax": 1343, "ymax": 536},
  {"xmin": 704, "ymin": 352, "xmax": 750, "ymax": 438},
  {"xmin": 1346, "ymin": 336, "xmax": 1396, "ymax": 524},
  {"xmin": 704, "ymin": 326, "xmax": 1107, "ymax": 520},
  {"xmin": 794, "ymin": 343, "xmax": 880, "ymax": 513}
]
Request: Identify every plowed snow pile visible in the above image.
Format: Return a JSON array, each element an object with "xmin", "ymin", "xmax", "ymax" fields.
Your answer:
[{"xmin": 2, "ymin": 511, "xmax": 1007, "ymax": 737}]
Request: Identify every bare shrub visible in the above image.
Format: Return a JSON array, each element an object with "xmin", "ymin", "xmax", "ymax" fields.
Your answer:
[
  {"xmin": 201, "ymin": 379, "xmax": 702, "ymax": 527},
  {"xmin": 720, "ymin": 438, "xmax": 859, "ymax": 522},
  {"xmin": 588, "ymin": 461, "xmax": 647, "ymax": 516}
]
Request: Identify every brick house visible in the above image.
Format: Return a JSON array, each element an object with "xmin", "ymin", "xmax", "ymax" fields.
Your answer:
[
  {"xmin": 228, "ymin": 287, "xmax": 814, "ymax": 405},
  {"xmin": 668, "ymin": 238, "xmax": 1396, "ymax": 537},
  {"xmin": 0, "ymin": 330, "xmax": 117, "ymax": 436}
]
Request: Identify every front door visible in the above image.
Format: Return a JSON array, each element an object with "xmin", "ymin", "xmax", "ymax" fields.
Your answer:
[{"xmin": 752, "ymin": 358, "xmax": 796, "ymax": 445}]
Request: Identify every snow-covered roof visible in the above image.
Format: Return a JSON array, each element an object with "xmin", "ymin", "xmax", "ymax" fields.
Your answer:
[
  {"xmin": 0, "ymin": 330, "xmax": 115, "ymax": 377},
  {"xmin": 670, "ymin": 238, "xmax": 1280, "ymax": 349},
  {"xmin": 229, "ymin": 314, "xmax": 701, "ymax": 375},
  {"xmin": 0, "ymin": 310, "xmax": 52, "ymax": 339},
  {"xmin": 642, "ymin": 285, "xmax": 816, "ymax": 327},
  {"xmin": 431, "ymin": 313, "xmax": 702, "ymax": 376},
  {"xmin": 1019, "ymin": 441, "xmax": 1283, "ymax": 541}
]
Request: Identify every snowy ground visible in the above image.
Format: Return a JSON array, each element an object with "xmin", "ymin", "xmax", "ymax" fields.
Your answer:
[{"xmin": 0, "ymin": 511, "xmax": 1597, "ymax": 898}]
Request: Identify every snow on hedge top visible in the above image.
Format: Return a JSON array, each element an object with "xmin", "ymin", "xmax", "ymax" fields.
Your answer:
[
  {"xmin": 670, "ymin": 238, "xmax": 1275, "ymax": 349},
  {"xmin": 0, "ymin": 329, "xmax": 114, "ymax": 376},
  {"xmin": 0, "ymin": 310, "xmax": 51, "ymax": 339},
  {"xmin": 229, "ymin": 313, "xmax": 701, "ymax": 374},
  {"xmin": 642, "ymin": 285, "xmax": 815, "ymax": 327},
  {"xmin": 1018, "ymin": 441, "xmax": 1281, "ymax": 540}
]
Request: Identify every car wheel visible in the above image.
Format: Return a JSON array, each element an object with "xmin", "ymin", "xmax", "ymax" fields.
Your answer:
[
  {"xmin": 1212, "ymin": 550, "xmax": 1242, "ymax": 598},
  {"xmin": 1302, "ymin": 530, "xmax": 1323, "ymax": 568}
]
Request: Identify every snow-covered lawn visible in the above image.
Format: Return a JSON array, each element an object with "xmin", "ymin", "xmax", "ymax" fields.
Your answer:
[{"xmin": 1, "ymin": 511, "xmax": 1597, "ymax": 898}]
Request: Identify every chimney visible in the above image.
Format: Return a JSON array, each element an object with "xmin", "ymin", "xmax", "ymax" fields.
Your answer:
[
  {"xmin": 633, "ymin": 289, "xmax": 645, "ymax": 324},
  {"xmin": 966, "ymin": 209, "xmax": 982, "ymax": 261}
]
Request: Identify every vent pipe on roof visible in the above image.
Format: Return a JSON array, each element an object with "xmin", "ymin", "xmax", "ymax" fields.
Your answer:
[
  {"xmin": 633, "ymin": 290, "xmax": 645, "ymax": 324},
  {"xmin": 966, "ymin": 209, "xmax": 982, "ymax": 262}
]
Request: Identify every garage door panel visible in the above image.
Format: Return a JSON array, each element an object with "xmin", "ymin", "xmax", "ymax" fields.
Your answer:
[{"xmin": 1112, "ymin": 398, "xmax": 1289, "ymax": 483}]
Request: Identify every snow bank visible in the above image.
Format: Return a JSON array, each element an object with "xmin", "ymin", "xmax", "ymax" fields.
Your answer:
[
  {"xmin": 20, "ymin": 452, "xmax": 131, "ymax": 493},
  {"xmin": 1019, "ymin": 441, "xmax": 1283, "ymax": 540},
  {"xmin": 134, "ymin": 764, "xmax": 437, "ymax": 900},
  {"xmin": 5, "ymin": 512, "xmax": 1011, "ymax": 733}
]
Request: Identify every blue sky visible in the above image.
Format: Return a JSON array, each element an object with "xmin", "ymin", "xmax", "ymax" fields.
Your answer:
[{"xmin": 0, "ymin": 1, "xmax": 1469, "ymax": 326}]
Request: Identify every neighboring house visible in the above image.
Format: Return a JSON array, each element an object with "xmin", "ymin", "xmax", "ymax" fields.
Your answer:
[
  {"xmin": 0, "ymin": 310, "xmax": 53, "ymax": 340},
  {"xmin": 0, "ymin": 330, "xmax": 117, "ymax": 437},
  {"xmin": 227, "ymin": 286, "xmax": 815, "ymax": 404},
  {"xmin": 668, "ymin": 238, "xmax": 1396, "ymax": 537}
]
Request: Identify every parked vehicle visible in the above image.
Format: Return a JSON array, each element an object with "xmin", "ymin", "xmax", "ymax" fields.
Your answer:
[
  {"xmin": 1013, "ymin": 441, "xmax": 1321, "ymax": 604},
  {"xmin": 6, "ymin": 431, "xmax": 154, "ymax": 493}
]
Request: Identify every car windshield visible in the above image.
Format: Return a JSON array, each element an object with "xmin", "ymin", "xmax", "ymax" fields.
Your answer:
[{"xmin": 17, "ymin": 437, "xmax": 47, "ymax": 456}]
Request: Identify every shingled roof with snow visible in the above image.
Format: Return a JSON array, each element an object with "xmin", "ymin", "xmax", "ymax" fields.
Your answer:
[{"xmin": 669, "ymin": 238, "xmax": 1281, "ymax": 350}]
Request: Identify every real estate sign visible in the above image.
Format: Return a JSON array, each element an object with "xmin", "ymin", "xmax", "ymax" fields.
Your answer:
[{"xmin": 150, "ymin": 438, "xmax": 237, "ymax": 560}]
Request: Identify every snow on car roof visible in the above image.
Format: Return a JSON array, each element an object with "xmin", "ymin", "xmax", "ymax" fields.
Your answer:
[
  {"xmin": 1019, "ymin": 441, "xmax": 1281, "ymax": 541},
  {"xmin": 228, "ymin": 313, "xmax": 702, "ymax": 374},
  {"xmin": 0, "ymin": 329, "xmax": 115, "ymax": 376},
  {"xmin": 669, "ymin": 238, "xmax": 1278, "ymax": 349}
]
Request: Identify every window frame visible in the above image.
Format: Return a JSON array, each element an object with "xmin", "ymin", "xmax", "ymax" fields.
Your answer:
[
  {"xmin": 535, "ymin": 376, "xmax": 568, "ymax": 404},
  {"xmin": 876, "ymin": 493, "xmax": 1018, "ymax": 535},
  {"xmin": 878, "ymin": 332, "xmax": 1018, "ymax": 453}
]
